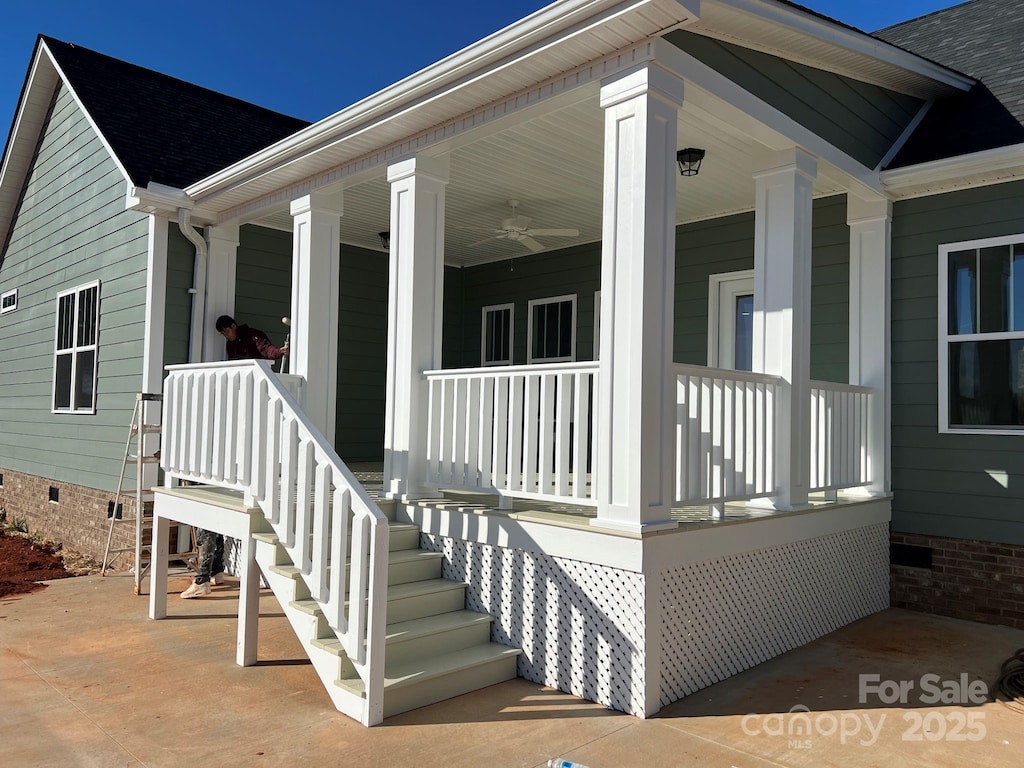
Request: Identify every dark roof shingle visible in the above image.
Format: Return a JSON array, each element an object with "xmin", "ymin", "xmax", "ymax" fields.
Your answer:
[
  {"xmin": 43, "ymin": 36, "xmax": 310, "ymax": 188},
  {"xmin": 873, "ymin": 0, "xmax": 1024, "ymax": 167}
]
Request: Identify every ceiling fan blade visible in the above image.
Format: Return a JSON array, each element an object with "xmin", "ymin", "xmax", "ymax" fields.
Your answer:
[
  {"xmin": 519, "ymin": 235, "xmax": 544, "ymax": 252},
  {"xmin": 468, "ymin": 234, "xmax": 507, "ymax": 248},
  {"xmin": 524, "ymin": 228, "xmax": 579, "ymax": 237}
]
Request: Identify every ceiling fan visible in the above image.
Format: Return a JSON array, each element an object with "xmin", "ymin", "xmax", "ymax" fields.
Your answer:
[{"xmin": 470, "ymin": 199, "xmax": 580, "ymax": 252}]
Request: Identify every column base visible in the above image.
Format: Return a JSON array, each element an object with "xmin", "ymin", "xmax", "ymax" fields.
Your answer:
[
  {"xmin": 589, "ymin": 517, "xmax": 678, "ymax": 535},
  {"xmin": 745, "ymin": 497, "xmax": 815, "ymax": 513}
]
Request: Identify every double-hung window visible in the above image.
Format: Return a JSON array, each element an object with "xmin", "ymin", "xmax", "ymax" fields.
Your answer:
[
  {"xmin": 481, "ymin": 303, "xmax": 514, "ymax": 366},
  {"xmin": 53, "ymin": 282, "xmax": 99, "ymax": 414},
  {"xmin": 939, "ymin": 236, "xmax": 1024, "ymax": 433},
  {"xmin": 527, "ymin": 294, "xmax": 576, "ymax": 364}
]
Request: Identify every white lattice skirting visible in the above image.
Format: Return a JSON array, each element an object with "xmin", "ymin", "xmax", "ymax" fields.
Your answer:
[
  {"xmin": 423, "ymin": 521, "xmax": 888, "ymax": 717},
  {"xmin": 659, "ymin": 522, "xmax": 890, "ymax": 707},
  {"xmin": 422, "ymin": 534, "xmax": 648, "ymax": 716}
]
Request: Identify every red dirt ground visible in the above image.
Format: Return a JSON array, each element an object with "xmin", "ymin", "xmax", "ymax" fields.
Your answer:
[{"xmin": 0, "ymin": 531, "xmax": 72, "ymax": 598}]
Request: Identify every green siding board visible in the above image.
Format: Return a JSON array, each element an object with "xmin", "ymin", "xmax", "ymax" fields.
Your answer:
[
  {"xmin": 449, "ymin": 196, "xmax": 849, "ymax": 381},
  {"xmin": 663, "ymin": 31, "xmax": 921, "ymax": 169},
  {"xmin": 163, "ymin": 226, "xmax": 197, "ymax": 367},
  {"xmin": 0, "ymin": 82, "xmax": 148, "ymax": 493},
  {"xmin": 890, "ymin": 181, "xmax": 1024, "ymax": 544}
]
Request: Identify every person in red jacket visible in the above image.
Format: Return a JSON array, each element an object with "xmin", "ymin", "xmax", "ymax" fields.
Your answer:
[
  {"xmin": 180, "ymin": 314, "xmax": 290, "ymax": 599},
  {"xmin": 215, "ymin": 315, "xmax": 289, "ymax": 360}
]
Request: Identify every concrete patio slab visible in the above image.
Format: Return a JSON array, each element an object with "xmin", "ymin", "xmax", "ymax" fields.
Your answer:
[{"xmin": 1, "ymin": 570, "xmax": 1021, "ymax": 767}]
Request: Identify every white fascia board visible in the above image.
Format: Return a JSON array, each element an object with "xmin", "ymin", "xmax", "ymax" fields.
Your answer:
[
  {"xmin": 125, "ymin": 182, "xmax": 219, "ymax": 225},
  {"xmin": 185, "ymin": 0, "xmax": 701, "ymax": 203},
  {"xmin": 0, "ymin": 45, "xmax": 59, "ymax": 251},
  {"xmin": 712, "ymin": 0, "xmax": 974, "ymax": 93},
  {"xmin": 39, "ymin": 40, "xmax": 134, "ymax": 190},
  {"xmin": 881, "ymin": 143, "xmax": 1024, "ymax": 198}
]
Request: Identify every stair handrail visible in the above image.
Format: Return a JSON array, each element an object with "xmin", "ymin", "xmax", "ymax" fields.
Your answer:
[{"xmin": 161, "ymin": 359, "xmax": 388, "ymax": 725}]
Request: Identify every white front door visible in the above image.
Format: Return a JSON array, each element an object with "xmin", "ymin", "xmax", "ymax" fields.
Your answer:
[{"xmin": 708, "ymin": 270, "xmax": 755, "ymax": 371}]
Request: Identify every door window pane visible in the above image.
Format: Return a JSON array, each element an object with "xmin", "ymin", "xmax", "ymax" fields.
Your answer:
[{"xmin": 734, "ymin": 294, "xmax": 754, "ymax": 372}]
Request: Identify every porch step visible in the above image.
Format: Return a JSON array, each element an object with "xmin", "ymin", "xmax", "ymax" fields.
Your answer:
[
  {"xmin": 268, "ymin": 547, "xmax": 442, "ymax": 590},
  {"xmin": 290, "ymin": 577, "xmax": 468, "ymax": 626},
  {"xmin": 310, "ymin": 609, "xmax": 494, "ymax": 667},
  {"xmin": 334, "ymin": 643, "xmax": 522, "ymax": 719},
  {"xmin": 253, "ymin": 522, "xmax": 420, "ymax": 562}
]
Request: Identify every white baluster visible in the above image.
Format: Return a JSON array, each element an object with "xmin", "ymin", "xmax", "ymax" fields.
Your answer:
[
  {"xmin": 295, "ymin": 439, "xmax": 314, "ymax": 573},
  {"xmin": 311, "ymin": 464, "xmax": 331, "ymax": 601}
]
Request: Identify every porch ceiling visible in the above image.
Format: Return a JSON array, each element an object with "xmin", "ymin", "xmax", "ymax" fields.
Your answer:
[{"xmin": 250, "ymin": 84, "xmax": 847, "ymax": 268}]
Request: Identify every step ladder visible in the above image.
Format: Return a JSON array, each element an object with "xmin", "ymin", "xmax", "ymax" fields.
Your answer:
[{"xmin": 101, "ymin": 393, "xmax": 196, "ymax": 593}]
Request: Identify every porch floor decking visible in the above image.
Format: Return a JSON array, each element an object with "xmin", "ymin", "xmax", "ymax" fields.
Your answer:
[{"xmin": 346, "ymin": 463, "xmax": 881, "ymax": 536}]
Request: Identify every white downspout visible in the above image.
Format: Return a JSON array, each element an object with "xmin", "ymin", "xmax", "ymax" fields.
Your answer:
[{"xmin": 177, "ymin": 208, "xmax": 207, "ymax": 364}]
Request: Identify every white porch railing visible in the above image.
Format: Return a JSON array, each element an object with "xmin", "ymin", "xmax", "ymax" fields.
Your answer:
[
  {"xmin": 424, "ymin": 362, "xmax": 598, "ymax": 505},
  {"xmin": 161, "ymin": 360, "xmax": 389, "ymax": 726},
  {"xmin": 674, "ymin": 364, "xmax": 782, "ymax": 505},
  {"xmin": 809, "ymin": 380, "xmax": 874, "ymax": 493}
]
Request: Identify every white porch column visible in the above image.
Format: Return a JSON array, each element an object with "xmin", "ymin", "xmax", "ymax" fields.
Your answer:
[
  {"xmin": 383, "ymin": 155, "xmax": 449, "ymax": 499},
  {"xmin": 593, "ymin": 64, "xmax": 682, "ymax": 534},
  {"xmin": 202, "ymin": 223, "xmax": 239, "ymax": 362},
  {"xmin": 848, "ymin": 194, "xmax": 891, "ymax": 495},
  {"xmin": 289, "ymin": 193, "xmax": 342, "ymax": 446},
  {"xmin": 141, "ymin": 215, "xmax": 169, "ymax": 489},
  {"xmin": 750, "ymin": 147, "xmax": 817, "ymax": 510}
]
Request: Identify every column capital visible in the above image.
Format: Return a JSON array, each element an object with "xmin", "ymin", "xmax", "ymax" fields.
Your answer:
[
  {"xmin": 752, "ymin": 146, "xmax": 818, "ymax": 182},
  {"xmin": 599, "ymin": 63, "xmax": 684, "ymax": 110},
  {"xmin": 386, "ymin": 154, "xmax": 450, "ymax": 185},
  {"xmin": 847, "ymin": 193, "xmax": 892, "ymax": 226},
  {"xmin": 289, "ymin": 190, "xmax": 344, "ymax": 218},
  {"xmin": 204, "ymin": 222, "xmax": 240, "ymax": 246}
]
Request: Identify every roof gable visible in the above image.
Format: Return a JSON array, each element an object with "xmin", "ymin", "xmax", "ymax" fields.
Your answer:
[{"xmin": 41, "ymin": 36, "xmax": 310, "ymax": 189}]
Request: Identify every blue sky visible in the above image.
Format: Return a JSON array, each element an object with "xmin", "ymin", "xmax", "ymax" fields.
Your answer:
[{"xmin": 1, "ymin": 0, "xmax": 956, "ymax": 135}]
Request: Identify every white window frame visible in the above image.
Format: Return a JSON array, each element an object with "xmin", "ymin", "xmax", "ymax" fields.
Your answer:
[
  {"xmin": 938, "ymin": 234, "xmax": 1024, "ymax": 435},
  {"xmin": 527, "ymin": 293, "xmax": 577, "ymax": 364},
  {"xmin": 481, "ymin": 303, "xmax": 514, "ymax": 366},
  {"xmin": 593, "ymin": 290, "xmax": 601, "ymax": 359},
  {"xmin": 52, "ymin": 280, "xmax": 100, "ymax": 415},
  {"xmin": 0, "ymin": 288, "xmax": 17, "ymax": 314},
  {"xmin": 708, "ymin": 270, "xmax": 755, "ymax": 370}
]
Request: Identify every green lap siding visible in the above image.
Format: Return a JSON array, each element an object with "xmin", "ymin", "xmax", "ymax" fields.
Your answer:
[
  {"xmin": 448, "ymin": 196, "xmax": 850, "ymax": 382},
  {"xmin": 0, "ymin": 83, "xmax": 149, "ymax": 492},
  {"xmin": 663, "ymin": 31, "xmax": 922, "ymax": 169},
  {"xmin": 890, "ymin": 182, "xmax": 1024, "ymax": 545}
]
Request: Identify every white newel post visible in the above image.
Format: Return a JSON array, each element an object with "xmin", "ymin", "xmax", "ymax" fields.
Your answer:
[
  {"xmin": 750, "ymin": 147, "xmax": 817, "ymax": 510},
  {"xmin": 593, "ymin": 64, "xmax": 682, "ymax": 534},
  {"xmin": 848, "ymin": 194, "xmax": 891, "ymax": 495},
  {"xmin": 383, "ymin": 155, "xmax": 449, "ymax": 499},
  {"xmin": 289, "ymin": 193, "xmax": 342, "ymax": 446},
  {"xmin": 203, "ymin": 224, "xmax": 240, "ymax": 362}
]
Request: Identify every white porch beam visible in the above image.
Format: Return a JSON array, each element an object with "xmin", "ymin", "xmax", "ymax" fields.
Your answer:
[
  {"xmin": 593, "ymin": 63, "xmax": 682, "ymax": 535},
  {"xmin": 383, "ymin": 155, "xmax": 449, "ymax": 499},
  {"xmin": 203, "ymin": 223, "xmax": 240, "ymax": 362},
  {"xmin": 847, "ymin": 194, "xmax": 891, "ymax": 495},
  {"xmin": 289, "ymin": 193, "xmax": 342, "ymax": 445},
  {"xmin": 750, "ymin": 147, "xmax": 817, "ymax": 511}
]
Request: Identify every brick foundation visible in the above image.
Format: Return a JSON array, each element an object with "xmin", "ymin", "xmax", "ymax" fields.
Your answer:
[
  {"xmin": 0, "ymin": 468, "xmax": 140, "ymax": 563},
  {"xmin": 891, "ymin": 530, "xmax": 1024, "ymax": 630}
]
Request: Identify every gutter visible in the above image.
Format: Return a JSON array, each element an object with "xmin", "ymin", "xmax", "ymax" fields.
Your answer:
[{"xmin": 177, "ymin": 208, "xmax": 207, "ymax": 364}]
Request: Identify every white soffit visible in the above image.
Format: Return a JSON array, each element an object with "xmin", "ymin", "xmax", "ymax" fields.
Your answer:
[
  {"xmin": 691, "ymin": 0, "xmax": 972, "ymax": 99},
  {"xmin": 881, "ymin": 144, "xmax": 1024, "ymax": 200},
  {"xmin": 187, "ymin": 0, "xmax": 699, "ymax": 214}
]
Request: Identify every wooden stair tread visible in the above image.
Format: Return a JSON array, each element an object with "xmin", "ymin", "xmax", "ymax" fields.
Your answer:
[
  {"xmin": 268, "ymin": 548, "xmax": 441, "ymax": 580},
  {"xmin": 309, "ymin": 609, "xmax": 493, "ymax": 657},
  {"xmin": 289, "ymin": 578, "xmax": 467, "ymax": 615},
  {"xmin": 335, "ymin": 643, "xmax": 522, "ymax": 695}
]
